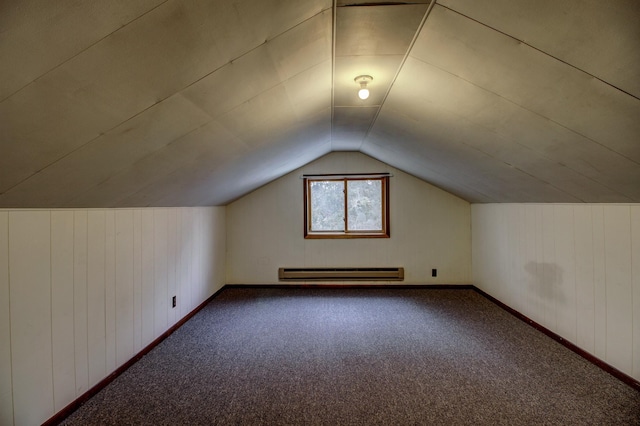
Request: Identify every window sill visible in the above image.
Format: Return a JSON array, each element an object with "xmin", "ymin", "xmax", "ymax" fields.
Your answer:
[{"xmin": 304, "ymin": 232, "xmax": 390, "ymax": 239}]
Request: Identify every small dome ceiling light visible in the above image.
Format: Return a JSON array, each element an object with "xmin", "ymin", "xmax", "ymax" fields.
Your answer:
[{"xmin": 354, "ymin": 75, "xmax": 373, "ymax": 100}]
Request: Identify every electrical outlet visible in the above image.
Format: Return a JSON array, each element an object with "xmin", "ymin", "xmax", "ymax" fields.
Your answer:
[
  {"xmin": 432, "ymin": 269, "xmax": 437, "ymax": 277},
  {"xmin": 172, "ymin": 296, "xmax": 176, "ymax": 308}
]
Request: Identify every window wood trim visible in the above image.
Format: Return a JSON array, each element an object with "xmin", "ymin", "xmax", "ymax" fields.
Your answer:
[{"xmin": 304, "ymin": 175, "xmax": 390, "ymax": 239}]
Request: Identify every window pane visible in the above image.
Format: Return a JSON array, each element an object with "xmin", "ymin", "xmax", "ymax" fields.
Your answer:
[
  {"xmin": 310, "ymin": 181, "xmax": 344, "ymax": 231},
  {"xmin": 347, "ymin": 179, "xmax": 382, "ymax": 231}
]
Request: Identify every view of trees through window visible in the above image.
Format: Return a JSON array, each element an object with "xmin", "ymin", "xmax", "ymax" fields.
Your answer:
[
  {"xmin": 305, "ymin": 176, "xmax": 388, "ymax": 238},
  {"xmin": 310, "ymin": 180, "xmax": 345, "ymax": 231}
]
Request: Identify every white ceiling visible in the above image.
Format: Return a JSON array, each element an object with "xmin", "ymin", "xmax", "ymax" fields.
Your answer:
[{"xmin": 1, "ymin": 0, "xmax": 638, "ymax": 207}]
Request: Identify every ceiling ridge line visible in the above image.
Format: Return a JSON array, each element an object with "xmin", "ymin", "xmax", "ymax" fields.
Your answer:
[
  {"xmin": 410, "ymin": 56, "xmax": 640, "ymax": 169},
  {"xmin": 437, "ymin": 4, "xmax": 640, "ymax": 102},
  {"xmin": 0, "ymin": 0, "xmax": 172, "ymax": 104},
  {"xmin": 359, "ymin": 0, "xmax": 438, "ymax": 149}
]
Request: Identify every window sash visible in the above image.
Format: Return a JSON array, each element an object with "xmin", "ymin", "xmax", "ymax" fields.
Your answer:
[{"xmin": 304, "ymin": 175, "xmax": 389, "ymax": 239}]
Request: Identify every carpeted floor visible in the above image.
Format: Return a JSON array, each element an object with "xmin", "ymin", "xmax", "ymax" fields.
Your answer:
[{"xmin": 61, "ymin": 287, "xmax": 640, "ymax": 425}]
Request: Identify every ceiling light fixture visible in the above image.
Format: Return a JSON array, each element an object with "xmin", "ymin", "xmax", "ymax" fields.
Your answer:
[{"xmin": 354, "ymin": 75, "xmax": 373, "ymax": 100}]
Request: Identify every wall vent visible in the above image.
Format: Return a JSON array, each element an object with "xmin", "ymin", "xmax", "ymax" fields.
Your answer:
[{"xmin": 278, "ymin": 267, "xmax": 404, "ymax": 281}]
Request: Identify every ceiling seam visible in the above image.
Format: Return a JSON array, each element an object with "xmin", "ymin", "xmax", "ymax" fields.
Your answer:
[
  {"xmin": 362, "ymin": 144, "xmax": 497, "ymax": 202},
  {"xmin": 382, "ymin": 71, "xmax": 636, "ymax": 200},
  {"xmin": 0, "ymin": 7, "xmax": 333, "ymax": 198},
  {"xmin": 410, "ymin": 55, "xmax": 640, "ymax": 169},
  {"xmin": 438, "ymin": 100, "xmax": 635, "ymax": 199},
  {"xmin": 330, "ymin": 0, "xmax": 338, "ymax": 150},
  {"xmin": 0, "ymin": 0, "xmax": 172, "ymax": 104},
  {"xmin": 341, "ymin": 2, "xmax": 431, "ymax": 6},
  {"xmin": 63, "ymin": 59, "xmax": 333, "ymax": 203},
  {"xmin": 368, "ymin": 107, "xmax": 604, "ymax": 203},
  {"xmin": 359, "ymin": 0, "xmax": 438, "ymax": 149},
  {"xmin": 437, "ymin": 4, "xmax": 640, "ymax": 102},
  {"xmin": 0, "ymin": 55, "xmax": 331, "ymax": 201}
]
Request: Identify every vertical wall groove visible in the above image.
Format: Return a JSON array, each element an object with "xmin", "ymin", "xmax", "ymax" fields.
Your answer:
[
  {"xmin": 0, "ymin": 207, "xmax": 225, "ymax": 424},
  {"xmin": 49, "ymin": 213, "xmax": 55, "ymax": 418},
  {"xmin": 473, "ymin": 203, "xmax": 639, "ymax": 381}
]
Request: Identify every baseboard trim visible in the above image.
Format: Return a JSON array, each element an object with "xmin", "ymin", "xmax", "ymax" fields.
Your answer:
[
  {"xmin": 42, "ymin": 285, "xmax": 227, "ymax": 426},
  {"xmin": 472, "ymin": 286, "xmax": 640, "ymax": 393}
]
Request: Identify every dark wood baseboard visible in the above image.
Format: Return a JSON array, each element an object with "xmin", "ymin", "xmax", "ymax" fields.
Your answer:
[
  {"xmin": 472, "ymin": 286, "xmax": 640, "ymax": 393},
  {"xmin": 42, "ymin": 285, "xmax": 227, "ymax": 426},
  {"xmin": 43, "ymin": 283, "xmax": 639, "ymax": 425}
]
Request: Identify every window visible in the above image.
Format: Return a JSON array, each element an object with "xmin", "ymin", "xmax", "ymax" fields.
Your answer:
[{"xmin": 304, "ymin": 174, "xmax": 389, "ymax": 239}]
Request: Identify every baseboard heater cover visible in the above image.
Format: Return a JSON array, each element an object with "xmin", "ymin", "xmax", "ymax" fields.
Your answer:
[{"xmin": 278, "ymin": 267, "xmax": 404, "ymax": 281}]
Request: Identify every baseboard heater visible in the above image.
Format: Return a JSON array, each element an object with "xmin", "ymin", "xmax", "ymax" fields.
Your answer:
[{"xmin": 278, "ymin": 267, "xmax": 404, "ymax": 281}]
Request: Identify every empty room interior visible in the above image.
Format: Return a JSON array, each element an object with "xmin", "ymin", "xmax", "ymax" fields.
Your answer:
[{"xmin": 1, "ymin": 0, "xmax": 639, "ymax": 424}]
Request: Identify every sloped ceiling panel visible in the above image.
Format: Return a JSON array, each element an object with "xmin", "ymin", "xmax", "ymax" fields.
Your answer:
[
  {"xmin": 0, "ymin": 0, "xmax": 333, "ymax": 207},
  {"xmin": 0, "ymin": 0, "xmax": 167, "ymax": 100},
  {"xmin": 438, "ymin": 0, "xmax": 640, "ymax": 98},
  {"xmin": 364, "ymin": 2, "xmax": 640, "ymax": 203},
  {"xmin": 0, "ymin": 0, "xmax": 638, "ymax": 207}
]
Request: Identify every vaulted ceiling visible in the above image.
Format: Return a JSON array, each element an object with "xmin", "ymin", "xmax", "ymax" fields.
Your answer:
[{"xmin": 1, "ymin": 0, "xmax": 638, "ymax": 207}]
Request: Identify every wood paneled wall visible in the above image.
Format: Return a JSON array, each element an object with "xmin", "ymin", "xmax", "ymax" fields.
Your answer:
[
  {"xmin": 472, "ymin": 204, "xmax": 640, "ymax": 380},
  {"xmin": 0, "ymin": 207, "xmax": 226, "ymax": 426}
]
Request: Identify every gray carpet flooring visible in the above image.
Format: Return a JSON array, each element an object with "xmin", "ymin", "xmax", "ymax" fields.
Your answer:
[{"xmin": 61, "ymin": 287, "xmax": 640, "ymax": 425}]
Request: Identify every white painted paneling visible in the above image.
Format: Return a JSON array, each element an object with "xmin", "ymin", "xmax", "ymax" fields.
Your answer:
[
  {"xmin": 104, "ymin": 211, "xmax": 116, "ymax": 372},
  {"xmin": 87, "ymin": 210, "xmax": 106, "ymax": 387},
  {"xmin": 153, "ymin": 209, "xmax": 169, "ymax": 338},
  {"xmin": 51, "ymin": 211, "xmax": 76, "ymax": 411},
  {"xmin": 178, "ymin": 208, "xmax": 193, "ymax": 317},
  {"xmin": 115, "ymin": 210, "xmax": 135, "ymax": 367},
  {"xmin": 553, "ymin": 205, "xmax": 576, "ymax": 343},
  {"xmin": 472, "ymin": 203, "xmax": 640, "ymax": 380},
  {"xmin": 191, "ymin": 209, "xmax": 203, "ymax": 308},
  {"xmin": 541, "ymin": 205, "xmax": 557, "ymax": 331},
  {"xmin": 73, "ymin": 211, "xmax": 89, "ymax": 396},
  {"xmin": 167, "ymin": 209, "xmax": 178, "ymax": 326},
  {"xmin": 211, "ymin": 207, "xmax": 227, "ymax": 295},
  {"xmin": 133, "ymin": 210, "xmax": 143, "ymax": 353},
  {"xmin": 9, "ymin": 211, "xmax": 54, "ymax": 425},
  {"xmin": 504, "ymin": 204, "xmax": 518, "ymax": 308},
  {"xmin": 0, "ymin": 212, "xmax": 12, "ymax": 426},
  {"xmin": 192, "ymin": 208, "xmax": 205, "ymax": 305},
  {"xmin": 531, "ymin": 204, "xmax": 545, "ymax": 325},
  {"xmin": 603, "ymin": 206, "xmax": 633, "ymax": 373},
  {"xmin": 140, "ymin": 209, "xmax": 155, "ymax": 346},
  {"xmin": 202, "ymin": 207, "xmax": 222, "ymax": 299},
  {"xmin": 514, "ymin": 204, "xmax": 527, "ymax": 314},
  {"xmin": 592, "ymin": 206, "xmax": 607, "ymax": 360},
  {"xmin": 632, "ymin": 206, "xmax": 640, "ymax": 380},
  {"xmin": 175, "ymin": 209, "xmax": 184, "ymax": 317},
  {"xmin": 226, "ymin": 152, "xmax": 471, "ymax": 284},
  {"xmin": 522, "ymin": 204, "xmax": 539, "ymax": 322},
  {"xmin": 2, "ymin": 206, "xmax": 226, "ymax": 423},
  {"xmin": 573, "ymin": 205, "xmax": 595, "ymax": 353}
]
